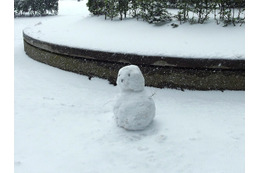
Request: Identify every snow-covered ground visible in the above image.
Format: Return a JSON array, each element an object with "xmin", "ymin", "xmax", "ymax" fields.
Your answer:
[
  {"xmin": 23, "ymin": 0, "xmax": 245, "ymax": 59},
  {"xmin": 14, "ymin": 1, "xmax": 244, "ymax": 173}
]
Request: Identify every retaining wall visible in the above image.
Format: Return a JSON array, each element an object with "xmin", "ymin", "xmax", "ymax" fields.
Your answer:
[{"xmin": 23, "ymin": 31, "xmax": 245, "ymax": 90}]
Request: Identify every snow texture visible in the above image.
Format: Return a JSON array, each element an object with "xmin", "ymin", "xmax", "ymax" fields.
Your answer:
[
  {"xmin": 14, "ymin": 1, "xmax": 245, "ymax": 173},
  {"xmin": 114, "ymin": 65, "xmax": 156, "ymax": 130}
]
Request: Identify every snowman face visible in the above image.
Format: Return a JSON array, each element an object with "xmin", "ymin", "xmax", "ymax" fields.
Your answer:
[{"xmin": 117, "ymin": 65, "xmax": 145, "ymax": 92}]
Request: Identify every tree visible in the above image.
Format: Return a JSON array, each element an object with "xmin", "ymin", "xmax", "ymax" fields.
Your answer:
[
  {"xmin": 189, "ymin": 0, "xmax": 213, "ymax": 24},
  {"xmin": 14, "ymin": 0, "xmax": 58, "ymax": 16},
  {"xmin": 86, "ymin": 0, "xmax": 106, "ymax": 16},
  {"xmin": 85, "ymin": 0, "xmax": 245, "ymax": 26},
  {"xmin": 146, "ymin": 0, "xmax": 172, "ymax": 24},
  {"xmin": 118, "ymin": 0, "xmax": 129, "ymax": 20},
  {"xmin": 174, "ymin": 0, "xmax": 190, "ymax": 24},
  {"xmin": 104, "ymin": 0, "xmax": 119, "ymax": 20},
  {"xmin": 129, "ymin": 0, "xmax": 138, "ymax": 18}
]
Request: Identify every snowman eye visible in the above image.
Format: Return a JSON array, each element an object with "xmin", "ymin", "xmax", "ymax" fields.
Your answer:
[{"xmin": 128, "ymin": 73, "xmax": 130, "ymax": 77}]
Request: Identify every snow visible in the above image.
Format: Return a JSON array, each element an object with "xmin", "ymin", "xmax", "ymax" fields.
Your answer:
[
  {"xmin": 116, "ymin": 65, "xmax": 145, "ymax": 92},
  {"xmin": 23, "ymin": 0, "xmax": 245, "ymax": 59},
  {"xmin": 114, "ymin": 65, "xmax": 155, "ymax": 130},
  {"xmin": 14, "ymin": 1, "xmax": 244, "ymax": 173}
]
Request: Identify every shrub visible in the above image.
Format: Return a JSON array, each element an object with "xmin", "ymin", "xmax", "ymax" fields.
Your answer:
[
  {"xmin": 145, "ymin": 0, "xmax": 172, "ymax": 24},
  {"xmin": 14, "ymin": 0, "xmax": 58, "ymax": 17},
  {"xmin": 86, "ymin": 0, "xmax": 245, "ymax": 26},
  {"xmin": 86, "ymin": 0, "xmax": 106, "ymax": 16}
]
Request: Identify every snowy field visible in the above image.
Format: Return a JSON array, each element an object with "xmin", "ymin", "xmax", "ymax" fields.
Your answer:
[
  {"xmin": 14, "ymin": 1, "xmax": 244, "ymax": 173},
  {"xmin": 23, "ymin": 0, "xmax": 245, "ymax": 59}
]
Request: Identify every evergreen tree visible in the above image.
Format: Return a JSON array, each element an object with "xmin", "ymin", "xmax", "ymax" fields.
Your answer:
[
  {"xmin": 134, "ymin": 0, "xmax": 171, "ymax": 24},
  {"xmin": 29, "ymin": 0, "xmax": 43, "ymax": 15},
  {"xmin": 136, "ymin": 0, "xmax": 149, "ymax": 21},
  {"xmin": 19, "ymin": 0, "xmax": 30, "ymax": 15},
  {"xmin": 167, "ymin": 0, "xmax": 178, "ymax": 8},
  {"xmin": 217, "ymin": 0, "xmax": 245, "ymax": 26},
  {"xmin": 118, "ymin": 0, "xmax": 129, "ymax": 20},
  {"xmin": 146, "ymin": 0, "xmax": 172, "ymax": 24},
  {"xmin": 86, "ymin": 0, "xmax": 105, "ymax": 16},
  {"xmin": 236, "ymin": 0, "xmax": 245, "ymax": 26},
  {"xmin": 174, "ymin": 0, "xmax": 190, "ymax": 24},
  {"xmin": 129, "ymin": 0, "xmax": 138, "ymax": 18},
  {"xmin": 189, "ymin": 0, "xmax": 213, "ymax": 24},
  {"xmin": 14, "ymin": 0, "xmax": 21, "ymax": 15},
  {"xmin": 14, "ymin": 0, "xmax": 58, "ymax": 16},
  {"xmin": 45, "ymin": 0, "xmax": 58, "ymax": 15},
  {"xmin": 104, "ymin": 0, "xmax": 119, "ymax": 20},
  {"xmin": 85, "ymin": 0, "xmax": 245, "ymax": 27}
]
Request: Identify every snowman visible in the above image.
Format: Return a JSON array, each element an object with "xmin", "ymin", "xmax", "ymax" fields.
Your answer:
[{"xmin": 113, "ymin": 65, "xmax": 156, "ymax": 130}]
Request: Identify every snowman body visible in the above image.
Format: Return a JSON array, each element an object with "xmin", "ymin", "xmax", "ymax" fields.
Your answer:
[{"xmin": 113, "ymin": 65, "xmax": 155, "ymax": 130}]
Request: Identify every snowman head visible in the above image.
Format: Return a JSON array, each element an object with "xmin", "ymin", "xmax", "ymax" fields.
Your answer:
[{"xmin": 117, "ymin": 65, "xmax": 145, "ymax": 92}]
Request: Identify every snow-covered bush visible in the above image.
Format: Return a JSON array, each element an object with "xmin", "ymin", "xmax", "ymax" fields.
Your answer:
[
  {"xmin": 86, "ymin": 0, "xmax": 106, "ymax": 16},
  {"xmin": 172, "ymin": 0, "xmax": 245, "ymax": 26},
  {"xmin": 86, "ymin": 0, "xmax": 245, "ymax": 26},
  {"xmin": 14, "ymin": 0, "xmax": 29, "ymax": 16},
  {"xmin": 136, "ymin": 0, "xmax": 172, "ymax": 24},
  {"xmin": 87, "ymin": 0, "xmax": 171, "ymax": 24},
  {"xmin": 14, "ymin": 0, "xmax": 58, "ymax": 17},
  {"xmin": 104, "ymin": 0, "xmax": 119, "ymax": 20},
  {"xmin": 217, "ymin": 0, "xmax": 245, "ymax": 26},
  {"xmin": 118, "ymin": 0, "xmax": 129, "ymax": 20}
]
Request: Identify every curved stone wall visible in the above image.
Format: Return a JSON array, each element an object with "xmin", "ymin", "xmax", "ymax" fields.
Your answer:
[{"xmin": 23, "ymin": 31, "xmax": 245, "ymax": 90}]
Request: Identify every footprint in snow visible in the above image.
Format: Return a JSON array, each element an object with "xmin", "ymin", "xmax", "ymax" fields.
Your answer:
[
  {"xmin": 34, "ymin": 22, "xmax": 42, "ymax": 26},
  {"xmin": 137, "ymin": 146, "xmax": 149, "ymax": 151},
  {"xmin": 14, "ymin": 161, "xmax": 22, "ymax": 166},
  {"xmin": 155, "ymin": 134, "xmax": 167, "ymax": 143},
  {"xmin": 43, "ymin": 97, "xmax": 54, "ymax": 100}
]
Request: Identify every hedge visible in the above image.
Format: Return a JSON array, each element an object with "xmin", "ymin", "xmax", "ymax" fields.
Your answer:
[
  {"xmin": 14, "ymin": 0, "xmax": 58, "ymax": 17},
  {"xmin": 86, "ymin": 0, "xmax": 245, "ymax": 26}
]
